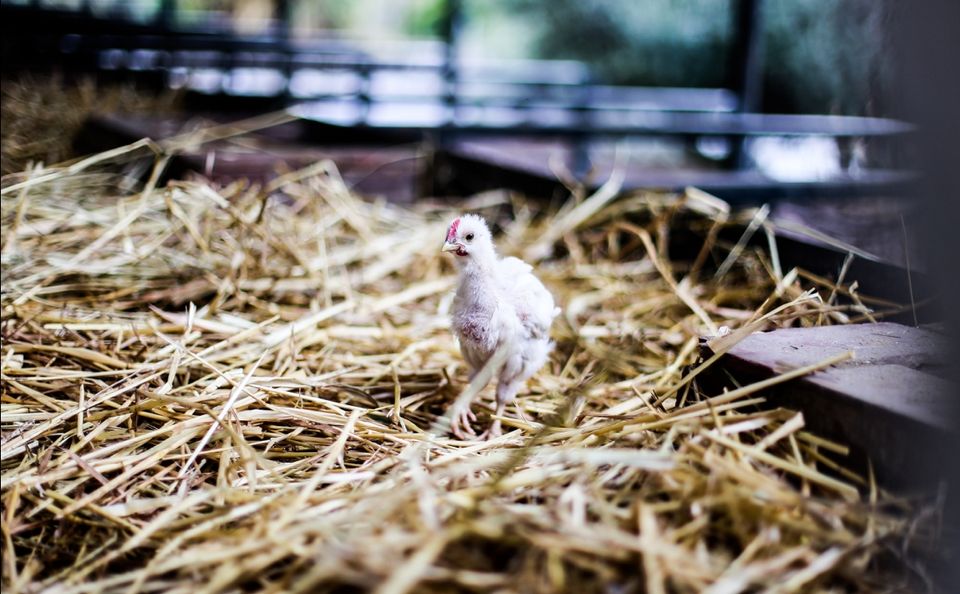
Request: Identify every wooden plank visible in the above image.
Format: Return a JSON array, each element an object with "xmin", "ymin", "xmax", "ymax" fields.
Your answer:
[
  {"xmin": 437, "ymin": 140, "xmax": 916, "ymax": 201},
  {"xmin": 75, "ymin": 114, "xmax": 424, "ymax": 203},
  {"xmin": 702, "ymin": 322, "xmax": 956, "ymax": 489}
]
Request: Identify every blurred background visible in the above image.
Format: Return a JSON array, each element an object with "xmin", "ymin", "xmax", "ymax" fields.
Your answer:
[
  {"xmin": 1, "ymin": 0, "xmax": 895, "ymax": 114},
  {"xmin": 0, "ymin": 0, "xmax": 937, "ymax": 269},
  {"xmin": 3, "ymin": 0, "xmax": 958, "ymax": 579}
]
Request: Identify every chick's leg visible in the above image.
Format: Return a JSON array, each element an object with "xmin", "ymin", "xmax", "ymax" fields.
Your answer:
[
  {"xmin": 481, "ymin": 380, "xmax": 519, "ymax": 439},
  {"xmin": 450, "ymin": 361, "xmax": 484, "ymax": 439}
]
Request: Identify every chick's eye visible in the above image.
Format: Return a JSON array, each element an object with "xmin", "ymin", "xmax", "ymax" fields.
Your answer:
[{"xmin": 465, "ymin": 233, "xmax": 474, "ymax": 241}]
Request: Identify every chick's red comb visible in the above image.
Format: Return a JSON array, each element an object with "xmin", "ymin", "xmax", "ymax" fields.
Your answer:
[{"xmin": 446, "ymin": 217, "xmax": 460, "ymax": 242}]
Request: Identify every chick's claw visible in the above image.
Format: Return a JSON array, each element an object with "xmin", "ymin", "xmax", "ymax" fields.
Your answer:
[
  {"xmin": 450, "ymin": 406, "xmax": 477, "ymax": 440},
  {"xmin": 478, "ymin": 419, "xmax": 502, "ymax": 441}
]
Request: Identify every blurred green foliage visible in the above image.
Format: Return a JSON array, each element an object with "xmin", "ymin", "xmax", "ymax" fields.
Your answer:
[
  {"xmin": 502, "ymin": 0, "xmax": 890, "ymax": 115},
  {"xmin": 763, "ymin": 0, "xmax": 887, "ymax": 115},
  {"xmin": 506, "ymin": 0, "xmax": 732, "ymax": 87},
  {"xmin": 406, "ymin": 0, "xmax": 447, "ymax": 37}
]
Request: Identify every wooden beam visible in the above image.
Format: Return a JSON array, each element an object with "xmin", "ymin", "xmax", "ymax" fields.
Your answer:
[{"xmin": 701, "ymin": 322, "xmax": 956, "ymax": 489}]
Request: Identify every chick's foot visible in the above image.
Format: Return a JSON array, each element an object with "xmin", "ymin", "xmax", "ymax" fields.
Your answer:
[{"xmin": 450, "ymin": 406, "xmax": 478, "ymax": 439}]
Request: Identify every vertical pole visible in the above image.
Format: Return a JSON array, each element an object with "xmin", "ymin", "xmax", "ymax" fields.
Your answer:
[
  {"xmin": 440, "ymin": 0, "xmax": 462, "ymax": 137},
  {"xmin": 359, "ymin": 63, "xmax": 371, "ymax": 125},
  {"xmin": 275, "ymin": 0, "xmax": 293, "ymax": 102},
  {"xmin": 275, "ymin": 0, "xmax": 292, "ymax": 39},
  {"xmin": 572, "ymin": 70, "xmax": 592, "ymax": 178},
  {"xmin": 157, "ymin": 0, "xmax": 177, "ymax": 92},
  {"xmin": 729, "ymin": 0, "xmax": 764, "ymax": 168},
  {"xmin": 158, "ymin": 0, "xmax": 175, "ymax": 30},
  {"xmin": 733, "ymin": 0, "xmax": 764, "ymax": 113}
]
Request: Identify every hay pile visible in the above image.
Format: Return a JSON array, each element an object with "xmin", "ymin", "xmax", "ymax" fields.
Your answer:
[
  {"xmin": 1, "ymin": 76, "xmax": 181, "ymax": 176},
  {"xmin": 0, "ymin": 118, "xmax": 942, "ymax": 593}
]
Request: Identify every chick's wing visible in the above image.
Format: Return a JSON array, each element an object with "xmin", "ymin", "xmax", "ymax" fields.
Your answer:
[{"xmin": 496, "ymin": 256, "xmax": 555, "ymax": 340}]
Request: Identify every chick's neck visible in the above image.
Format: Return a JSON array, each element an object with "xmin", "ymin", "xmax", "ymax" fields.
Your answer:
[{"xmin": 454, "ymin": 247, "xmax": 499, "ymax": 302}]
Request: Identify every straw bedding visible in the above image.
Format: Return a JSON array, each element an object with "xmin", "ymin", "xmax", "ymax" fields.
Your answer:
[
  {"xmin": 0, "ymin": 115, "xmax": 944, "ymax": 593},
  {"xmin": 1, "ymin": 76, "xmax": 180, "ymax": 176}
]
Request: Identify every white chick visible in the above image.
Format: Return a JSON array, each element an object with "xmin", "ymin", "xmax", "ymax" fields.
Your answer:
[{"xmin": 441, "ymin": 214, "xmax": 560, "ymax": 438}]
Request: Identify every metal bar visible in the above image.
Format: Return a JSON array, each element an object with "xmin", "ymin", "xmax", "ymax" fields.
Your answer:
[{"xmin": 297, "ymin": 108, "xmax": 913, "ymax": 138}]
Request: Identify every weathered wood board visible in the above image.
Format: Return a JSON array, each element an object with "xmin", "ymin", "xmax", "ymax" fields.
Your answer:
[
  {"xmin": 76, "ymin": 114, "xmax": 425, "ymax": 203},
  {"xmin": 702, "ymin": 322, "xmax": 956, "ymax": 490}
]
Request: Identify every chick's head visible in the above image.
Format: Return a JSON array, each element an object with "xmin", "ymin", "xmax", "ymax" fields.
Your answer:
[{"xmin": 441, "ymin": 214, "xmax": 494, "ymax": 261}]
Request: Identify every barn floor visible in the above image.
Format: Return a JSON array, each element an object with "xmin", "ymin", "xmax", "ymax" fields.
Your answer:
[{"xmin": 1, "ymin": 85, "xmax": 954, "ymax": 593}]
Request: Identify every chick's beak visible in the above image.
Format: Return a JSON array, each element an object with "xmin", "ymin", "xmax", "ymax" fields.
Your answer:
[{"xmin": 441, "ymin": 241, "xmax": 459, "ymax": 253}]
